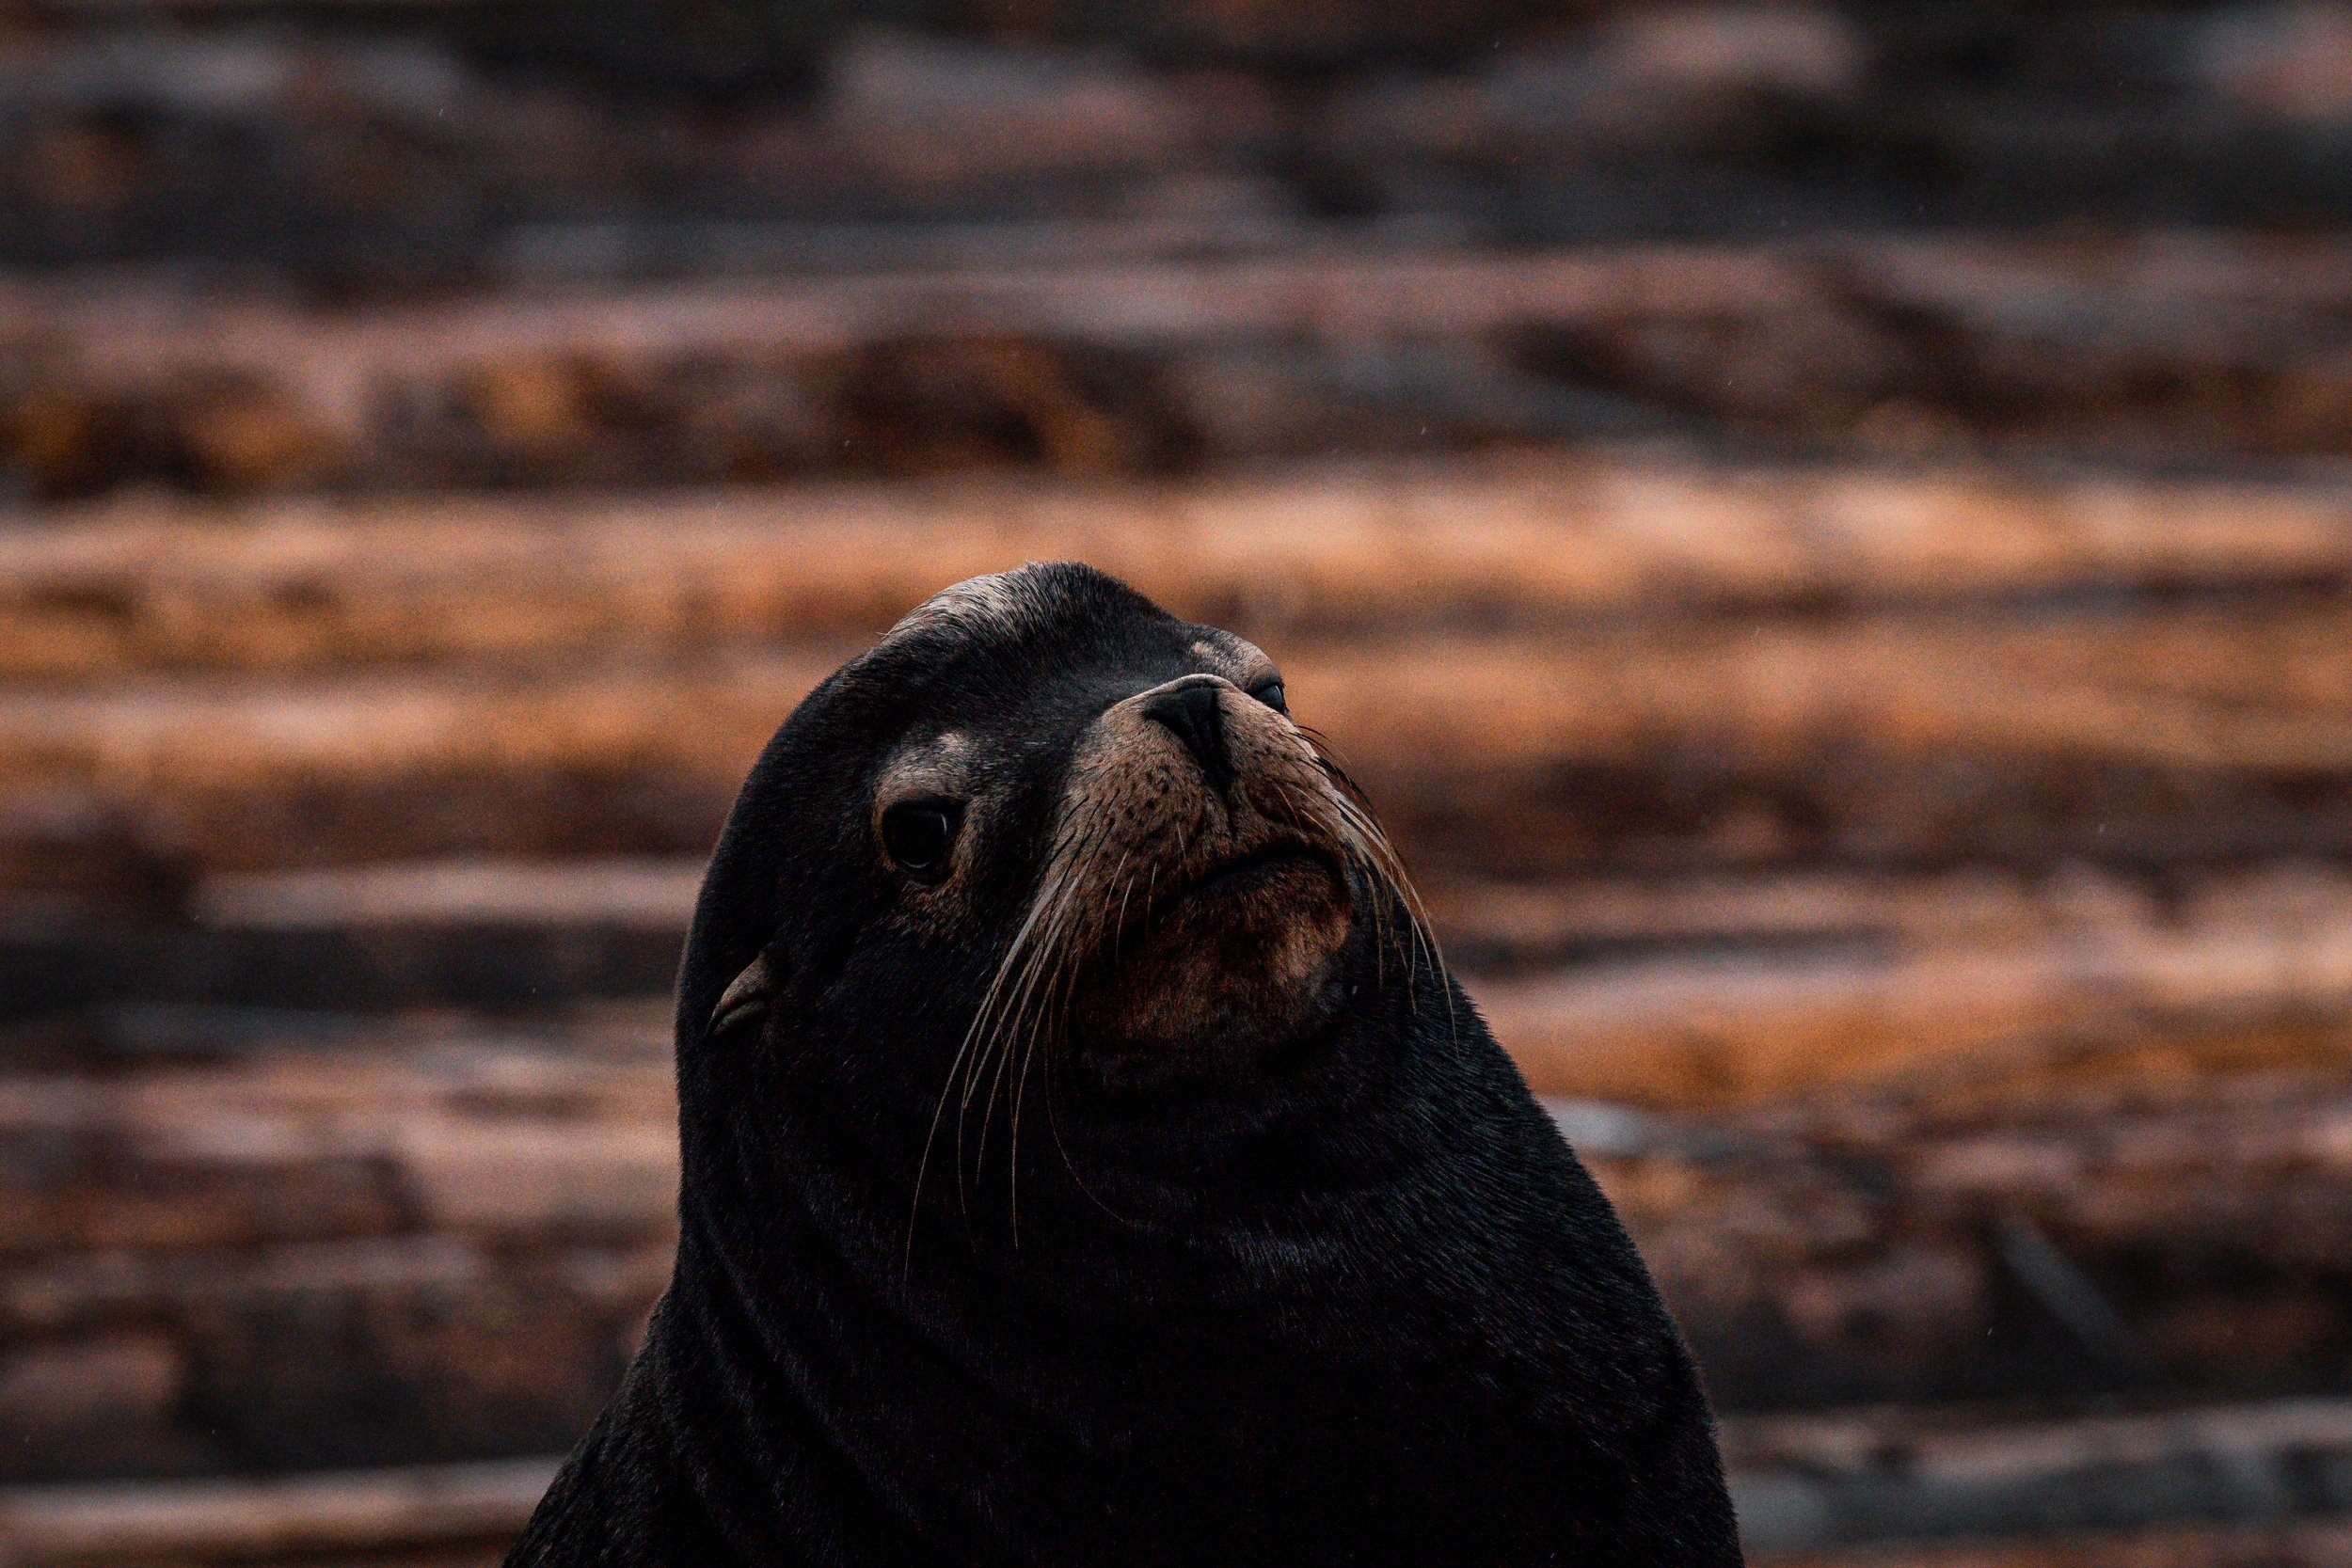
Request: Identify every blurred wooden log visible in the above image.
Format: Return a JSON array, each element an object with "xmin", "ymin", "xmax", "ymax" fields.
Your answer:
[
  {"xmin": 17, "ymin": 845, "xmax": 2352, "ymax": 1042},
  {"xmin": 0, "ymin": 1232, "xmax": 671, "ymax": 1481},
  {"xmin": 19, "ymin": 847, "xmax": 2352, "ymax": 1079},
  {"xmin": 0, "ymin": 27, "xmax": 1254, "ymax": 289},
  {"xmin": 10, "ymin": 455, "xmax": 2352, "ymax": 676},
  {"xmin": 1730, "ymin": 1400, "xmax": 2352, "ymax": 1558},
  {"xmin": 0, "ymin": 1457, "xmax": 553, "ymax": 1567},
  {"xmin": 1573, "ymin": 1052, "xmax": 2352, "ymax": 1407},
  {"xmin": 0, "ymin": 854, "xmax": 2139, "ymax": 1017},
  {"xmin": 7, "ymin": 1014, "xmax": 2352, "ymax": 1473},
  {"xmin": 193, "ymin": 858, "xmax": 704, "ymax": 930},
  {"xmin": 0, "ymin": 1021, "xmax": 673, "ymax": 1477},
  {"xmin": 11, "ymin": 601, "xmax": 2352, "ymax": 906},
  {"xmin": 1483, "ymin": 865, "xmax": 2352, "ymax": 1105},
  {"xmin": 1430, "ymin": 866, "xmax": 2125, "ymax": 961},
  {"xmin": 8, "ymin": 10, "xmax": 2352, "ymax": 288},
  {"xmin": 1781, "ymin": 1518, "xmax": 2352, "ymax": 1567},
  {"xmin": 0, "ymin": 1018, "xmax": 671, "ymax": 1256},
  {"xmin": 13, "ymin": 234, "xmax": 2352, "ymax": 495}
]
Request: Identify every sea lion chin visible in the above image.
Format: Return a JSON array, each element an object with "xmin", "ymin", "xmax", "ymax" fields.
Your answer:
[{"xmin": 1073, "ymin": 846, "xmax": 1354, "ymax": 1085}]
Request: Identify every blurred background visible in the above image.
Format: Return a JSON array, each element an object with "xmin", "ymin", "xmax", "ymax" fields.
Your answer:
[{"xmin": 8, "ymin": 0, "xmax": 2352, "ymax": 1563}]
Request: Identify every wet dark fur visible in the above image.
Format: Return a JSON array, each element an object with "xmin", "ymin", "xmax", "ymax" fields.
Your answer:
[{"xmin": 506, "ymin": 564, "xmax": 1741, "ymax": 1566}]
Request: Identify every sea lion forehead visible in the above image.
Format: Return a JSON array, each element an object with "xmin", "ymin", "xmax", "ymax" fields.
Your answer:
[
  {"xmin": 880, "ymin": 567, "xmax": 1051, "ymax": 649},
  {"xmin": 876, "ymin": 562, "xmax": 1185, "ymax": 657},
  {"xmin": 860, "ymin": 564, "xmax": 1266, "ymax": 732}
]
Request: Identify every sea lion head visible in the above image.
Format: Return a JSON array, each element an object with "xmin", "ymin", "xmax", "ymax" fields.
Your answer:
[
  {"xmin": 572, "ymin": 563, "xmax": 1740, "ymax": 1568},
  {"xmin": 677, "ymin": 562, "xmax": 1438, "ymax": 1233}
]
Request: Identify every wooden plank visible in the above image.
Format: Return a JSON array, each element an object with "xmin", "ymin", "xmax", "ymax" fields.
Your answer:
[
  {"xmin": 1568, "ymin": 1052, "xmax": 2352, "ymax": 1405},
  {"xmin": 1485, "ymin": 870, "xmax": 2352, "ymax": 1105},
  {"xmin": 0, "ymin": 1022, "xmax": 672, "ymax": 1256},
  {"xmin": 8, "ymin": 1007, "xmax": 2352, "ymax": 1471},
  {"xmin": 0, "ymin": 245, "xmax": 1793, "ymax": 383},
  {"xmin": 0, "ymin": 1458, "xmax": 554, "ymax": 1567},
  {"xmin": 16, "ymin": 610, "xmax": 2352, "ymax": 803},
  {"xmin": 11, "ymin": 234, "xmax": 2352, "ymax": 494},
  {"xmin": 0, "ymin": 1231, "xmax": 670, "ymax": 1481},
  {"xmin": 193, "ymin": 858, "xmax": 704, "ymax": 930},
  {"xmin": 13, "ymin": 605, "xmax": 2352, "ymax": 903},
  {"xmin": 1732, "ymin": 1400, "xmax": 2352, "ymax": 1558},
  {"xmin": 8, "ymin": 456, "xmax": 2352, "ymax": 676},
  {"xmin": 20, "ymin": 850, "xmax": 2352, "ymax": 1054},
  {"xmin": 1778, "ymin": 1518, "xmax": 2352, "ymax": 1567}
]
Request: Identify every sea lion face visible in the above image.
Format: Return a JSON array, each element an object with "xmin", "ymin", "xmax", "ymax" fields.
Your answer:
[
  {"xmin": 706, "ymin": 563, "xmax": 1429, "ymax": 1116},
  {"xmin": 859, "ymin": 571, "xmax": 1376, "ymax": 1094}
]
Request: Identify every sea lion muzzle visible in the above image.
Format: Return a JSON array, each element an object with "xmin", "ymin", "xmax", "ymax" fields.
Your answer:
[{"xmin": 970, "ymin": 668, "xmax": 1384, "ymax": 1086}]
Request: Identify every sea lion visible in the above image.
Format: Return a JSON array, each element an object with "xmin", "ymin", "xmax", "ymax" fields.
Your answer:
[{"xmin": 506, "ymin": 562, "xmax": 1741, "ymax": 1567}]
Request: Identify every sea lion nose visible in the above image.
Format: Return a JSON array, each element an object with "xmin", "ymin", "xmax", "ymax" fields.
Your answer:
[{"xmin": 1142, "ymin": 677, "xmax": 1234, "ymax": 794}]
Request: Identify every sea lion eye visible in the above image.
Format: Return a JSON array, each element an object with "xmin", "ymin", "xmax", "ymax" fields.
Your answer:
[
  {"xmin": 882, "ymin": 800, "xmax": 962, "ymax": 882},
  {"xmin": 1248, "ymin": 678, "xmax": 1287, "ymax": 714}
]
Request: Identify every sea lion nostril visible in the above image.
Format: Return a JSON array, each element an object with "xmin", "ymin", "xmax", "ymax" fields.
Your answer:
[{"xmin": 1142, "ymin": 681, "xmax": 1233, "ymax": 793}]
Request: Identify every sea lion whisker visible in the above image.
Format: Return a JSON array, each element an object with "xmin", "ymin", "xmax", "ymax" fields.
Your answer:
[
  {"xmin": 1335, "ymin": 803, "xmax": 1422, "ymax": 974},
  {"xmin": 1327, "ymin": 791, "xmax": 1454, "ymax": 1041},
  {"xmin": 1008, "ymin": 1015, "xmax": 1045, "ymax": 1244},
  {"xmin": 961, "ymin": 821, "xmax": 1094, "ymax": 1112},
  {"xmin": 1039, "ymin": 1033, "xmax": 1138, "ymax": 1228},
  {"xmin": 954, "ymin": 928, "xmax": 1041, "ymax": 1218},
  {"xmin": 1297, "ymin": 778, "xmax": 1405, "ymax": 1000},
  {"xmin": 973, "ymin": 860, "xmax": 1089, "ymax": 1190},
  {"xmin": 1010, "ymin": 951, "xmax": 1090, "ymax": 1244},
  {"xmin": 910, "ymin": 828, "xmax": 1091, "ymax": 1268},
  {"xmin": 1310, "ymin": 784, "xmax": 1396, "ymax": 994},
  {"xmin": 964, "ymin": 858, "xmax": 1083, "ymax": 1196},
  {"xmin": 1002, "ymin": 820, "xmax": 1128, "ymax": 1237},
  {"xmin": 1280, "ymin": 781, "xmax": 1395, "ymax": 993},
  {"xmin": 1271, "ymin": 775, "xmax": 1397, "ymax": 995},
  {"xmin": 1108, "ymin": 851, "xmax": 1136, "ymax": 967},
  {"xmin": 976, "ymin": 815, "xmax": 1119, "ymax": 1205},
  {"xmin": 965, "ymin": 921, "xmax": 1051, "ymax": 1114},
  {"xmin": 1295, "ymin": 724, "xmax": 1372, "ymax": 804}
]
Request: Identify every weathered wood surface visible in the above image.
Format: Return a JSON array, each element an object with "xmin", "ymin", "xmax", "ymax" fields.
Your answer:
[
  {"xmin": 1730, "ymin": 1400, "xmax": 2352, "ymax": 1558},
  {"xmin": 1585, "ymin": 1047, "xmax": 2352, "ymax": 1408},
  {"xmin": 19, "ymin": 610, "xmax": 2352, "ymax": 796},
  {"xmin": 12, "ymin": 596, "xmax": 2352, "ymax": 915},
  {"xmin": 7, "ymin": 1009, "xmax": 2352, "ymax": 1475},
  {"xmin": 19, "ymin": 853, "xmax": 2352, "ymax": 1089},
  {"xmin": 13, "ymin": 234, "xmax": 2352, "ymax": 495},
  {"xmin": 0, "ymin": 1456, "xmax": 553, "ymax": 1568},
  {"xmin": 1785, "ymin": 1521, "xmax": 2352, "ymax": 1567},
  {"xmin": 6, "ymin": 7, "xmax": 2348, "ymax": 1554},
  {"xmin": 0, "ymin": 1013, "xmax": 673, "ymax": 1476},
  {"xmin": 10, "ymin": 8, "xmax": 2352, "ymax": 285},
  {"xmin": 9, "ymin": 455, "xmax": 2352, "ymax": 676},
  {"xmin": 1477, "ymin": 863, "xmax": 2352, "ymax": 1105}
]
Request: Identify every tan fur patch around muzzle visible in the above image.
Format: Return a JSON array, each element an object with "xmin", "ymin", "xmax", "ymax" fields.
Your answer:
[{"xmin": 950, "ymin": 674, "xmax": 1438, "ymax": 1092}]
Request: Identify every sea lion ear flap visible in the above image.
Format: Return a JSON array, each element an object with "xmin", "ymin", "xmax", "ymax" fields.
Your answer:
[{"xmin": 707, "ymin": 953, "xmax": 776, "ymax": 1040}]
